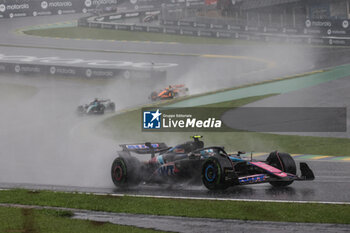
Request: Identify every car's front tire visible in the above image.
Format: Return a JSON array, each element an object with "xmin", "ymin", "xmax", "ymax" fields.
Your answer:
[
  {"xmin": 202, "ymin": 157, "xmax": 230, "ymax": 190},
  {"xmin": 98, "ymin": 105, "xmax": 105, "ymax": 114},
  {"xmin": 267, "ymin": 151, "xmax": 296, "ymax": 187}
]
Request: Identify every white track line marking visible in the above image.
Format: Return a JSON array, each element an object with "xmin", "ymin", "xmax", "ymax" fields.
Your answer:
[{"xmin": 0, "ymin": 188, "xmax": 349, "ymax": 205}]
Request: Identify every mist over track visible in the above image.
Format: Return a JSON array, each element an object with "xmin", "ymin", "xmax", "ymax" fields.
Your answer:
[{"xmin": 0, "ymin": 14, "xmax": 350, "ymax": 203}]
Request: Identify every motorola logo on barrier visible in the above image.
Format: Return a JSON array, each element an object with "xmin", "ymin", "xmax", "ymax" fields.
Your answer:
[
  {"xmin": 84, "ymin": 0, "xmax": 92, "ymax": 7},
  {"xmin": 15, "ymin": 65, "xmax": 21, "ymax": 73},
  {"xmin": 85, "ymin": 0, "xmax": 118, "ymax": 7},
  {"xmin": 50, "ymin": 66, "xmax": 77, "ymax": 75},
  {"xmin": 0, "ymin": 4, "xmax": 6, "ymax": 12},
  {"xmin": 50, "ymin": 66, "xmax": 56, "ymax": 74},
  {"xmin": 48, "ymin": 2, "xmax": 73, "ymax": 7},
  {"xmin": 305, "ymin": 19, "xmax": 311, "ymax": 28},
  {"xmin": 0, "ymin": 54, "xmax": 178, "ymax": 69},
  {"xmin": 41, "ymin": 1, "xmax": 73, "ymax": 8},
  {"xmin": 41, "ymin": 1, "xmax": 48, "ymax": 9},
  {"xmin": 86, "ymin": 69, "xmax": 92, "ymax": 77},
  {"xmin": 305, "ymin": 19, "xmax": 332, "ymax": 28},
  {"xmin": 5, "ymin": 4, "xmax": 29, "ymax": 10}
]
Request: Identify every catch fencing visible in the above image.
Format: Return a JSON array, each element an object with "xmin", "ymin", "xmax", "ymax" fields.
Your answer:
[{"xmin": 79, "ymin": 13, "xmax": 350, "ymax": 46}]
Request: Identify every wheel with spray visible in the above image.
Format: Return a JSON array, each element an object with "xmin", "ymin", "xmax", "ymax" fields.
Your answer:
[
  {"xmin": 202, "ymin": 157, "xmax": 230, "ymax": 190},
  {"xmin": 267, "ymin": 151, "xmax": 296, "ymax": 187},
  {"xmin": 111, "ymin": 156, "xmax": 142, "ymax": 187}
]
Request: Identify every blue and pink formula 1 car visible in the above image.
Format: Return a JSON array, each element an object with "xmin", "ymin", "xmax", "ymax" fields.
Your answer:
[{"xmin": 111, "ymin": 136, "xmax": 314, "ymax": 190}]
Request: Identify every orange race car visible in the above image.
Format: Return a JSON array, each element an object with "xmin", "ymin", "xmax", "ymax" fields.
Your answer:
[{"xmin": 149, "ymin": 84, "xmax": 189, "ymax": 101}]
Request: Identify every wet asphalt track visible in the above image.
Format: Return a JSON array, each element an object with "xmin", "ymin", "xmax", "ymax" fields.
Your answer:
[
  {"xmin": 1, "ymin": 159, "xmax": 349, "ymax": 203},
  {"xmin": 0, "ymin": 14, "xmax": 350, "ymax": 203}
]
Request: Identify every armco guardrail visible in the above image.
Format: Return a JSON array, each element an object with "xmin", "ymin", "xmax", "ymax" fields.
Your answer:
[
  {"xmin": 161, "ymin": 18, "xmax": 350, "ymax": 38},
  {"xmin": 0, "ymin": 54, "xmax": 168, "ymax": 84},
  {"xmin": 78, "ymin": 14, "xmax": 350, "ymax": 46},
  {"xmin": 90, "ymin": 10, "xmax": 160, "ymax": 23},
  {"xmin": 0, "ymin": 0, "xmax": 118, "ymax": 18},
  {"xmin": 0, "ymin": 0, "xmax": 188, "ymax": 19}
]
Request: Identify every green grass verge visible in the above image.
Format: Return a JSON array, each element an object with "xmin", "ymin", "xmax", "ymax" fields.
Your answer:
[
  {"xmin": 99, "ymin": 94, "xmax": 350, "ymax": 156},
  {"xmin": 0, "ymin": 82, "xmax": 37, "ymax": 101},
  {"xmin": 21, "ymin": 26, "xmax": 341, "ymax": 48},
  {"xmin": 24, "ymin": 26, "xmax": 262, "ymax": 45},
  {"xmin": 0, "ymin": 189, "xmax": 349, "ymax": 224},
  {"xmin": 0, "ymin": 206, "xmax": 163, "ymax": 233}
]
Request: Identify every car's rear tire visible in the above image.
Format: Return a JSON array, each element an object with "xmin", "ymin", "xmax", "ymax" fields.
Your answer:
[
  {"xmin": 76, "ymin": 106, "xmax": 84, "ymax": 115},
  {"xmin": 150, "ymin": 91, "xmax": 158, "ymax": 101},
  {"xmin": 267, "ymin": 151, "xmax": 296, "ymax": 187},
  {"xmin": 98, "ymin": 105, "xmax": 105, "ymax": 114},
  {"xmin": 109, "ymin": 103, "xmax": 116, "ymax": 112},
  {"xmin": 111, "ymin": 156, "xmax": 142, "ymax": 188},
  {"xmin": 202, "ymin": 157, "xmax": 230, "ymax": 190}
]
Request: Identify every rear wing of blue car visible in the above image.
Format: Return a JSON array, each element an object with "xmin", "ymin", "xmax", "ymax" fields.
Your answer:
[{"xmin": 119, "ymin": 143, "xmax": 169, "ymax": 155}]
